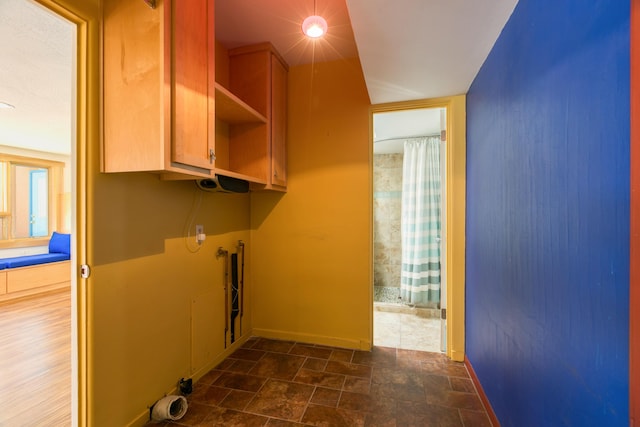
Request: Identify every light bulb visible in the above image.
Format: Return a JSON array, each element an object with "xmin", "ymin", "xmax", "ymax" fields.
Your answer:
[{"xmin": 302, "ymin": 15, "xmax": 328, "ymax": 38}]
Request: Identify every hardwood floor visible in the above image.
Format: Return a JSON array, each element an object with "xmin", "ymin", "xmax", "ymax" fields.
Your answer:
[{"xmin": 0, "ymin": 289, "xmax": 71, "ymax": 426}]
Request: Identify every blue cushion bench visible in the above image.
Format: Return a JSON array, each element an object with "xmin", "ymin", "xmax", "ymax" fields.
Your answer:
[
  {"xmin": 0, "ymin": 232, "xmax": 70, "ymax": 270},
  {"xmin": 1, "ymin": 253, "xmax": 70, "ymax": 269},
  {"xmin": 0, "ymin": 232, "xmax": 71, "ymax": 300}
]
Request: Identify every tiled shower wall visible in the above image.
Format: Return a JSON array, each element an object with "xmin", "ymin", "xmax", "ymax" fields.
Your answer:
[{"xmin": 373, "ymin": 153, "xmax": 403, "ymax": 302}]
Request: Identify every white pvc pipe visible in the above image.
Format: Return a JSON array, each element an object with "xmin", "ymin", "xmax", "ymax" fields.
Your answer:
[{"xmin": 151, "ymin": 395, "xmax": 188, "ymax": 421}]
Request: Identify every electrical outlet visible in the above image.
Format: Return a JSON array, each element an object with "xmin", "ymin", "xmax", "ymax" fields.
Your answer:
[{"xmin": 195, "ymin": 225, "xmax": 205, "ymax": 245}]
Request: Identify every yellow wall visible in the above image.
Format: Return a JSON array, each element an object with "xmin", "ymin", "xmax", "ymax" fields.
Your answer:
[
  {"xmin": 250, "ymin": 58, "xmax": 372, "ymax": 350},
  {"xmin": 87, "ymin": 56, "xmax": 372, "ymax": 424},
  {"xmin": 90, "ymin": 173, "xmax": 252, "ymax": 425},
  {"xmin": 47, "ymin": 1, "xmax": 257, "ymax": 425}
]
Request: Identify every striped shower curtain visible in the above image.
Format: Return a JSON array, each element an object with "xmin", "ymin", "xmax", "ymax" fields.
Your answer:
[{"xmin": 400, "ymin": 136, "xmax": 441, "ymax": 306}]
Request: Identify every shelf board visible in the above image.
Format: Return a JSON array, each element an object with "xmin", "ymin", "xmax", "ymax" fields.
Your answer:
[
  {"xmin": 160, "ymin": 168, "xmax": 267, "ymax": 186},
  {"xmin": 215, "ymin": 83, "xmax": 267, "ymax": 124},
  {"xmin": 213, "ymin": 168, "xmax": 268, "ymax": 185}
]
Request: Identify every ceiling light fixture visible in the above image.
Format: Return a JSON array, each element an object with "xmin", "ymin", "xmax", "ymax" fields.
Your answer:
[
  {"xmin": 302, "ymin": 0, "xmax": 327, "ymax": 38},
  {"xmin": 0, "ymin": 102, "xmax": 15, "ymax": 109}
]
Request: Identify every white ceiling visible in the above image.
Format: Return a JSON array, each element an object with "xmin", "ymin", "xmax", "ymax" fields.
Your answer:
[
  {"xmin": 0, "ymin": 0, "xmax": 74, "ymax": 155},
  {"xmin": 347, "ymin": 0, "xmax": 519, "ymax": 104},
  {"xmin": 0, "ymin": 0, "xmax": 518, "ymax": 155},
  {"xmin": 373, "ymin": 108, "xmax": 444, "ymax": 154}
]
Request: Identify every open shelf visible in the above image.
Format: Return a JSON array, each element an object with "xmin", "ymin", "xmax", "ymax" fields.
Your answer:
[{"xmin": 215, "ymin": 83, "xmax": 267, "ymax": 124}]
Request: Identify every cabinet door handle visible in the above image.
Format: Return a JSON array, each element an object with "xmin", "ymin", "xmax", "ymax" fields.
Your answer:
[{"xmin": 209, "ymin": 149, "xmax": 216, "ymax": 164}]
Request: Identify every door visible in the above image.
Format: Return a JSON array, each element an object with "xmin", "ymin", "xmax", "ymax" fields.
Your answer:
[
  {"xmin": 31, "ymin": 0, "xmax": 95, "ymax": 423},
  {"xmin": 439, "ymin": 109, "xmax": 447, "ymax": 353},
  {"xmin": 29, "ymin": 169, "xmax": 48, "ymax": 237},
  {"xmin": 271, "ymin": 54, "xmax": 288, "ymax": 188},
  {"xmin": 172, "ymin": 0, "xmax": 214, "ymax": 170}
]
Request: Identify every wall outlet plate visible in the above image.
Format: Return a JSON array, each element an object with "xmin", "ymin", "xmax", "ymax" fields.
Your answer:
[{"xmin": 195, "ymin": 225, "xmax": 205, "ymax": 245}]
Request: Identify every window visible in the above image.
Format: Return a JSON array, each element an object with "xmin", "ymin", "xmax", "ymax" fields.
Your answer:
[
  {"xmin": 0, "ymin": 162, "xmax": 7, "ymax": 239},
  {"xmin": 0, "ymin": 154, "xmax": 64, "ymax": 245}
]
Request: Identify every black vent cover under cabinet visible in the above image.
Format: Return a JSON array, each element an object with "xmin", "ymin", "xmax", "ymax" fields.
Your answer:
[{"xmin": 196, "ymin": 175, "xmax": 249, "ymax": 193}]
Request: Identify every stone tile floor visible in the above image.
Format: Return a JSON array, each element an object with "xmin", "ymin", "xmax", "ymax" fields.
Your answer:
[
  {"xmin": 373, "ymin": 304, "xmax": 442, "ymax": 352},
  {"xmin": 146, "ymin": 337, "xmax": 492, "ymax": 426}
]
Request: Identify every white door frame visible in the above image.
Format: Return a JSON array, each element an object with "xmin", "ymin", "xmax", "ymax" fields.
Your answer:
[{"xmin": 35, "ymin": 0, "xmax": 97, "ymax": 424}]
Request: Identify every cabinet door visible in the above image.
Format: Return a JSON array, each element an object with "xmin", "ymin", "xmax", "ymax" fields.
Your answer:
[
  {"xmin": 172, "ymin": 0, "xmax": 213, "ymax": 170},
  {"xmin": 103, "ymin": 0, "xmax": 164, "ymax": 172},
  {"xmin": 271, "ymin": 55, "xmax": 287, "ymax": 188}
]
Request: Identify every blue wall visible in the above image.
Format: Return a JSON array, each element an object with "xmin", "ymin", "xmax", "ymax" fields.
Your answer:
[{"xmin": 466, "ymin": 1, "xmax": 630, "ymax": 426}]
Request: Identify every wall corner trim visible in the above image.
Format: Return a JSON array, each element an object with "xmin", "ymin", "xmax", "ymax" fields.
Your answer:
[
  {"xmin": 631, "ymin": 0, "xmax": 640, "ymax": 421},
  {"xmin": 465, "ymin": 357, "xmax": 500, "ymax": 427}
]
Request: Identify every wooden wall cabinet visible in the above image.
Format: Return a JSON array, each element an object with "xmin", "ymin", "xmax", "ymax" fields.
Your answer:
[
  {"xmin": 103, "ymin": 0, "xmax": 215, "ymax": 178},
  {"xmin": 103, "ymin": 3, "xmax": 288, "ymax": 190},
  {"xmin": 224, "ymin": 43, "xmax": 289, "ymax": 191}
]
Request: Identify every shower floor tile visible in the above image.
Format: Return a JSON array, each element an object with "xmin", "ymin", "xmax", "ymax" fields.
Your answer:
[{"xmin": 374, "ymin": 308, "xmax": 442, "ymax": 353}]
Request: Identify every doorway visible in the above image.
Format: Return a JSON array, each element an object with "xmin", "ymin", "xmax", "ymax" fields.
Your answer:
[
  {"xmin": 370, "ymin": 96, "xmax": 466, "ymax": 361},
  {"xmin": 0, "ymin": 0, "xmax": 77, "ymax": 423},
  {"xmin": 372, "ymin": 106, "xmax": 446, "ymax": 353}
]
